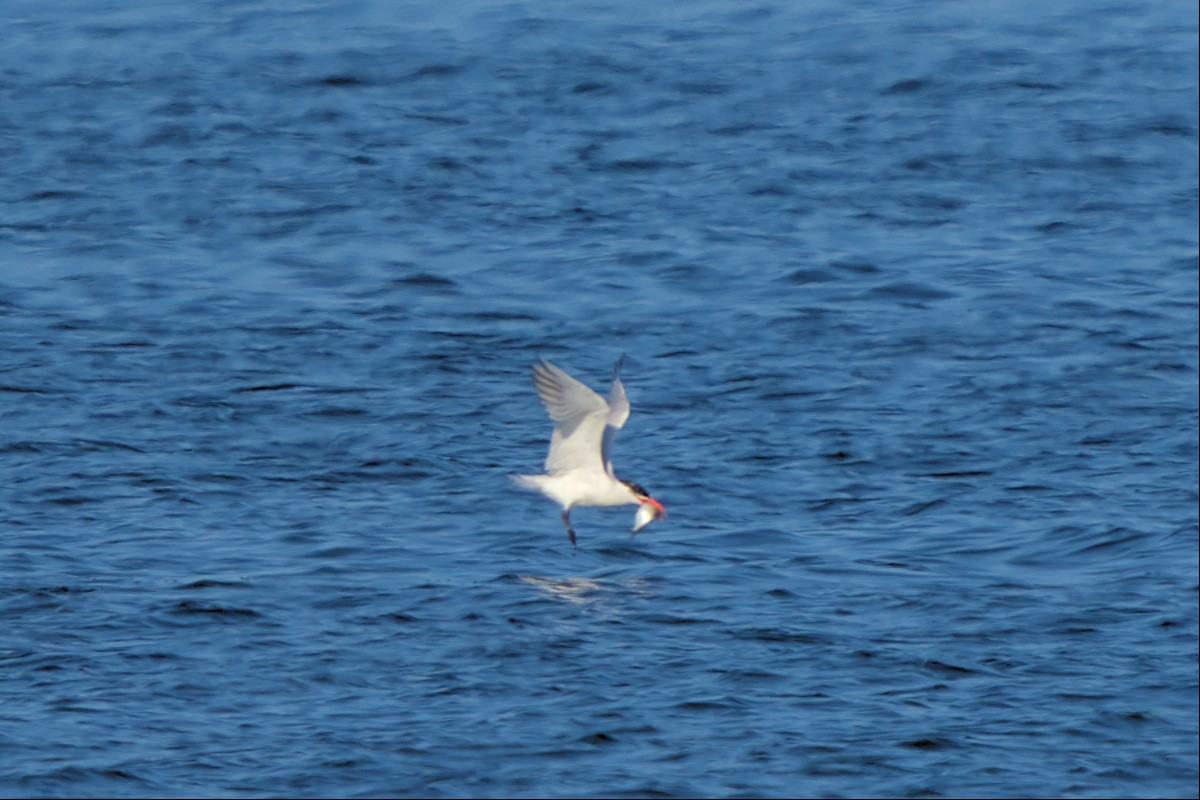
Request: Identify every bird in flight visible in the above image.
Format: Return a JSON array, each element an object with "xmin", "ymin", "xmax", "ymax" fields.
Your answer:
[{"xmin": 513, "ymin": 357, "xmax": 666, "ymax": 545}]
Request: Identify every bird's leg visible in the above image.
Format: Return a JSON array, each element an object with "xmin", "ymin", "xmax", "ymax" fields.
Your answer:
[{"xmin": 561, "ymin": 510, "xmax": 577, "ymax": 546}]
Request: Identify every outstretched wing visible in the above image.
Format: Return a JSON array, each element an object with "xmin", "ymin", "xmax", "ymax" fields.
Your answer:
[
  {"xmin": 532, "ymin": 359, "xmax": 611, "ymax": 475},
  {"xmin": 600, "ymin": 355, "xmax": 631, "ymax": 474}
]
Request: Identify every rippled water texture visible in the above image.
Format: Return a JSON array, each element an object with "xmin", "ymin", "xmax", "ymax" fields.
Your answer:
[{"xmin": 2, "ymin": 1, "xmax": 1197, "ymax": 797}]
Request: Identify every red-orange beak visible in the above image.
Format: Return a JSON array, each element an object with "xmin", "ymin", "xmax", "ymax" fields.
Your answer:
[{"xmin": 641, "ymin": 496, "xmax": 666, "ymax": 518}]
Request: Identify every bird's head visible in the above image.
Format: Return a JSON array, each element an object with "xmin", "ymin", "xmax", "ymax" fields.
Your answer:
[{"xmin": 621, "ymin": 479, "xmax": 666, "ymax": 518}]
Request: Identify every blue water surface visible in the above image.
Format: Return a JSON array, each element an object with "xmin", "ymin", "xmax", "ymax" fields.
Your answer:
[{"xmin": 1, "ymin": 1, "xmax": 1197, "ymax": 797}]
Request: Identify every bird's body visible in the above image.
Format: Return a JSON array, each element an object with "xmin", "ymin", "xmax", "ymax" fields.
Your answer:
[
  {"xmin": 511, "ymin": 471, "xmax": 641, "ymax": 510},
  {"xmin": 513, "ymin": 357, "xmax": 665, "ymax": 545}
]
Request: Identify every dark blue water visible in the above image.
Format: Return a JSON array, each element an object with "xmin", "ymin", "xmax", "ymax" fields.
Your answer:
[{"xmin": 2, "ymin": 1, "xmax": 1197, "ymax": 797}]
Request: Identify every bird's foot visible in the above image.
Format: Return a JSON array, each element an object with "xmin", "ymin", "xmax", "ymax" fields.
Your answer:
[{"xmin": 562, "ymin": 511, "xmax": 577, "ymax": 547}]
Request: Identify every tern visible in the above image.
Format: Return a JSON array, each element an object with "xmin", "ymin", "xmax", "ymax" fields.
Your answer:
[{"xmin": 513, "ymin": 357, "xmax": 666, "ymax": 545}]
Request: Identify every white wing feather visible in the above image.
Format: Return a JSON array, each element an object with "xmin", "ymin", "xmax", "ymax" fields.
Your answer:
[
  {"xmin": 532, "ymin": 358, "xmax": 630, "ymax": 476},
  {"xmin": 601, "ymin": 356, "xmax": 630, "ymax": 474}
]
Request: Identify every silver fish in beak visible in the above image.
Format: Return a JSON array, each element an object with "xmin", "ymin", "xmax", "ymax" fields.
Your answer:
[{"xmin": 632, "ymin": 497, "xmax": 665, "ymax": 534}]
